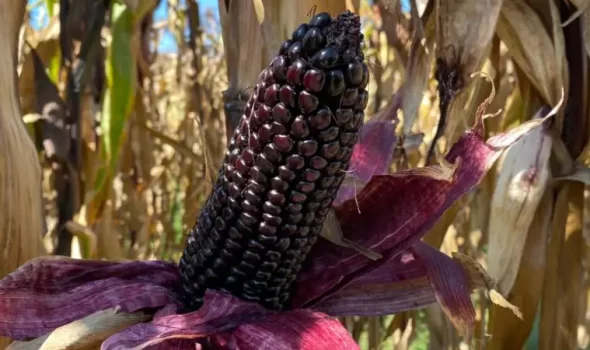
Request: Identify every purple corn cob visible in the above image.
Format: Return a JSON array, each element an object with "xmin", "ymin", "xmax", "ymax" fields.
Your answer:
[{"xmin": 179, "ymin": 11, "xmax": 369, "ymax": 311}]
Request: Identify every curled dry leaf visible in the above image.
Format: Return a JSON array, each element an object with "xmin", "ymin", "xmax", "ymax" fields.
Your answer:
[
  {"xmin": 496, "ymin": 0, "xmax": 566, "ymax": 106},
  {"xmin": 487, "ymin": 106, "xmax": 553, "ymax": 295},
  {"xmin": 7, "ymin": 308, "xmax": 151, "ymax": 350}
]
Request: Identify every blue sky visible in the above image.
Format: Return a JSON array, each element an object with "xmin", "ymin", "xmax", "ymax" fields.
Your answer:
[{"xmin": 28, "ymin": 0, "xmax": 410, "ymax": 53}]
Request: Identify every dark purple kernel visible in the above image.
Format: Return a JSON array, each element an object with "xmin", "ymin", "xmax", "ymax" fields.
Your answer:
[
  {"xmin": 325, "ymin": 70, "xmax": 345, "ymax": 96},
  {"xmin": 235, "ymin": 158, "xmax": 248, "ymax": 175},
  {"xmin": 249, "ymin": 167, "xmax": 268, "ymax": 183},
  {"xmin": 286, "ymin": 154, "xmax": 305, "ymax": 170},
  {"xmin": 229, "ymin": 148, "xmax": 241, "ymax": 164},
  {"xmin": 292, "ymin": 23, "xmax": 309, "ymax": 41},
  {"xmin": 309, "ymin": 109, "xmax": 332, "ymax": 130},
  {"xmin": 263, "ymin": 201, "xmax": 281, "ymax": 216},
  {"xmin": 325, "ymin": 161, "xmax": 342, "ymax": 175},
  {"xmin": 297, "ymin": 140, "xmax": 318, "ymax": 157},
  {"xmin": 273, "ymin": 134, "xmax": 294, "ymax": 152},
  {"xmin": 248, "ymin": 180, "xmax": 265, "ymax": 194},
  {"xmin": 222, "ymin": 207, "xmax": 235, "ymax": 221},
  {"xmin": 231, "ymin": 171, "xmax": 245, "ymax": 186},
  {"xmin": 296, "ymin": 182, "xmax": 315, "ymax": 193},
  {"xmin": 298, "ymin": 226, "xmax": 310, "ymax": 236},
  {"xmin": 230, "ymin": 267, "xmax": 246, "ymax": 278},
  {"xmin": 287, "ymin": 213, "xmax": 303, "ymax": 224},
  {"xmin": 267, "ymin": 251, "xmax": 281, "ymax": 261},
  {"xmin": 225, "ymin": 238, "xmax": 242, "ymax": 251},
  {"xmin": 278, "ymin": 166, "xmax": 296, "ymax": 181},
  {"xmin": 288, "ymin": 42, "xmax": 303, "ymax": 60},
  {"xmin": 239, "ymin": 212, "xmax": 257, "ymax": 226},
  {"xmin": 258, "ymin": 124, "xmax": 272, "ymax": 142},
  {"xmin": 237, "ymin": 261, "xmax": 255, "ymax": 273},
  {"xmin": 335, "ymin": 108, "xmax": 353, "ymax": 125},
  {"xmin": 271, "ymin": 122, "xmax": 288, "ymax": 134},
  {"xmin": 271, "ymin": 177, "xmax": 289, "ymax": 192},
  {"xmin": 238, "ymin": 134, "xmax": 248, "ymax": 147},
  {"xmin": 242, "ymin": 149, "xmax": 255, "ymax": 165},
  {"xmin": 271, "ymin": 56, "xmax": 287, "ymax": 81},
  {"xmin": 269, "ymin": 190, "xmax": 286, "ymax": 205},
  {"xmin": 214, "ymin": 216, "xmax": 227, "ymax": 231},
  {"xmin": 299, "ymin": 91, "xmax": 319, "ymax": 113},
  {"xmin": 256, "ymin": 154, "xmax": 275, "ymax": 174},
  {"xmin": 309, "ymin": 12, "xmax": 332, "ymax": 27},
  {"xmin": 347, "ymin": 112, "xmax": 364, "ymax": 130},
  {"xmin": 302, "ymin": 28, "xmax": 326, "ymax": 53},
  {"xmin": 335, "ymin": 147, "xmax": 347, "ymax": 160},
  {"xmin": 320, "ymin": 198, "xmax": 333, "ymax": 208},
  {"xmin": 201, "ymin": 214, "xmax": 213, "ymax": 230},
  {"xmin": 346, "ymin": 62, "xmax": 364, "ymax": 85},
  {"xmin": 227, "ymin": 227, "xmax": 242, "ymax": 239},
  {"xmin": 248, "ymin": 133, "xmax": 261, "ymax": 151},
  {"xmin": 256, "ymin": 84, "xmax": 267, "ymax": 102},
  {"xmin": 317, "ymin": 207, "xmax": 330, "ymax": 216},
  {"xmin": 243, "ymin": 250, "xmax": 261, "ymax": 264},
  {"xmin": 279, "ymin": 85, "xmax": 296, "ymax": 107},
  {"xmin": 228, "ymin": 183, "xmax": 241, "ymax": 198},
  {"xmin": 286, "ymin": 59, "xmax": 307, "ymax": 85},
  {"xmin": 227, "ymin": 197, "xmax": 240, "ymax": 210},
  {"xmin": 258, "ymin": 235, "xmax": 277, "ymax": 246},
  {"xmin": 272, "ymin": 103, "xmax": 292, "ymax": 124},
  {"xmin": 264, "ymin": 84, "xmax": 280, "ymax": 106},
  {"xmin": 303, "ymin": 69, "xmax": 325, "ymax": 93},
  {"xmin": 303, "ymin": 169, "xmax": 321, "ymax": 182},
  {"xmin": 339, "ymin": 132, "xmax": 356, "ymax": 145},
  {"xmin": 290, "ymin": 191, "xmax": 307, "ymax": 203},
  {"xmin": 341, "ymin": 147, "xmax": 353, "ymax": 161},
  {"xmin": 313, "ymin": 190, "xmax": 328, "ymax": 201},
  {"xmin": 310, "ymin": 225, "xmax": 323, "ymax": 236},
  {"xmin": 263, "ymin": 144, "xmax": 281, "ymax": 163},
  {"xmin": 321, "ymin": 141, "xmax": 340, "ymax": 159},
  {"xmin": 286, "ymin": 203, "xmax": 303, "ymax": 213},
  {"xmin": 291, "ymin": 116, "xmax": 310, "ymax": 139},
  {"xmin": 313, "ymin": 47, "xmax": 339, "ymax": 69},
  {"xmin": 310, "ymin": 156, "xmax": 328, "ymax": 170},
  {"xmin": 241, "ymin": 200, "xmax": 259, "ymax": 214},
  {"xmin": 318, "ymin": 126, "xmax": 339, "ymax": 142},
  {"xmin": 244, "ymin": 189, "xmax": 261, "ymax": 205},
  {"xmin": 256, "ymin": 271, "xmax": 272, "ymax": 280},
  {"xmin": 356, "ymin": 90, "xmax": 369, "ymax": 110},
  {"xmin": 260, "ymin": 261, "xmax": 278, "ymax": 271},
  {"xmin": 276, "ymin": 238, "xmax": 291, "ymax": 251},
  {"xmin": 221, "ymin": 248, "xmax": 234, "ymax": 260},
  {"xmin": 279, "ymin": 39, "xmax": 292, "ymax": 55},
  {"xmin": 260, "ymin": 222, "xmax": 277, "ymax": 235},
  {"xmin": 283, "ymin": 224, "xmax": 297, "ymax": 235},
  {"xmin": 306, "ymin": 202, "xmax": 320, "ymax": 212},
  {"xmin": 341, "ymin": 88, "xmax": 359, "ymax": 106},
  {"xmin": 263, "ymin": 213, "xmax": 282, "ymax": 226}
]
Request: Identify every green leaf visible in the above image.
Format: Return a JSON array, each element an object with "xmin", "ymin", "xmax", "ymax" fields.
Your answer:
[
  {"xmin": 95, "ymin": 2, "xmax": 136, "ymax": 191},
  {"xmin": 44, "ymin": 0, "xmax": 58, "ymax": 18}
]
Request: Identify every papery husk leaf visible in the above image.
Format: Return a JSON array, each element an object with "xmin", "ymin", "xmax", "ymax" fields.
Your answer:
[
  {"xmin": 487, "ymin": 190, "xmax": 552, "ymax": 349},
  {"xmin": 486, "ymin": 107, "xmax": 552, "ymax": 295},
  {"xmin": 496, "ymin": 0, "xmax": 566, "ymax": 107},
  {"xmin": 334, "ymin": 119, "xmax": 397, "ymax": 205},
  {"xmin": 0, "ymin": 257, "xmax": 178, "ymax": 340},
  {"xmin": 294, "ymin": 93, "xmax": 552, "ymax": 312},
  {"xmin": 400, "ymin": 0, "xmax": 435, "ymax": 135},
  {"xmin": 435, "ymin": 0, "xmax": 503, "ymax": 86},
  {"xmin": 7, "ymin": 308, "xmax": 151, "ymax": 350}
]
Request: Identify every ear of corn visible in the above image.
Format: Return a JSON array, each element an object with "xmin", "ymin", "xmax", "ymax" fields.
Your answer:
[{"xmin": 178, "ymin": 11, "xmax": 369, "ymax": 312}]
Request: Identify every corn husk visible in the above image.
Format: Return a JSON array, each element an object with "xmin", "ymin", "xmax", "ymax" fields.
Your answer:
[{"xmin": 486, "ymin": 111, "xmax": 552, "ymax": 295}]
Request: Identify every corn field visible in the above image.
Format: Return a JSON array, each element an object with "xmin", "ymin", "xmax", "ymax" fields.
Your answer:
[{"xmin": 2, "ymin": 0, "xmax": 590, "ymax": 349}]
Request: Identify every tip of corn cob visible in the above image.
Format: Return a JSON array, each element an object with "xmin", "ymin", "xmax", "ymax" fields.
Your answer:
[{"xmin": 178, "ymin": 10, "xmax": 369, "ymax": 313}]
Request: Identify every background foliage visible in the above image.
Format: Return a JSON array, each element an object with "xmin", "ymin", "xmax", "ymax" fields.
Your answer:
[{"xmin": 7, "ymin": 0, "xmax": 590, "ymax": 348}]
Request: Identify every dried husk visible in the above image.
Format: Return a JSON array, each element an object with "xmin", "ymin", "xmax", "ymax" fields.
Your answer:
[{"xmin": 486, "ymin": 110, "xmax": 552, "ymax": 295}]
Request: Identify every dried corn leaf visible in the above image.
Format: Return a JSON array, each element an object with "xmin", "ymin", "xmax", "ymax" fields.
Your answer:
[
  {"xmin": 7, "ymin": 308, "xmax": 151, "ymax": 350},
  {"xmin": 487, "ymin": 107, "xmax": 552, "ymax": 295},
  {"xmin": 496, "ymin": 0, "xmax": 566, "ymax": 106}
]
